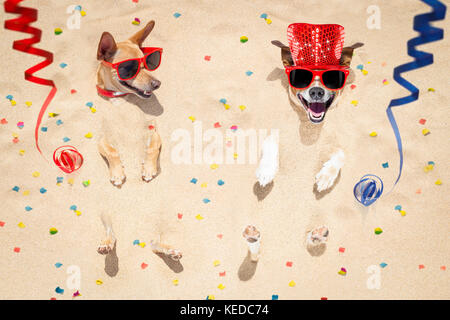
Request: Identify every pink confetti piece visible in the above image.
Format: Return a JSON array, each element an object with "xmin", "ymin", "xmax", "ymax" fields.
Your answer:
[{"xmin": 339, "ymin": 247, "xmax": 345, "ymax": 253}]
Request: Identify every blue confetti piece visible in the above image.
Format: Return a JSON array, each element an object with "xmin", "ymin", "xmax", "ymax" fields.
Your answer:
[
  {"xmin": 133, "ymin": 240, "xmax": 140, "ymax": 245},
  {"xmin": 260, "ymin": 13, "xmax": 268, "ymax": 19},
  {"xmin": 55, "ymin": 287, "xmax": 64, "ymax": 294},
  {"xmin": 219, "ymin": 98, "xmax": 227, "ymax": 104},
  {"xmin": 86, "ymin": 102, "xmax": 93, "ymax": 107},
  {"xmin": 74, "ymin": 5, "xmax": 81, "ymax": 11},
  {"xmin": 245, "ymin": 70, "xmax": 253, "ymax": 76},
  {"xmin": 272, "ymin": 294, "xmax": 279, "ymax": 300},
  {"xmin": 173, "ymin": 12, "xmax": 181, "ymax": 18},
  {"xmin": 63, "ymin": 137, "xmax": 70, "ymax": 142},
  {"xmin": 6, "ymin": 94, "xmax": 13, "ymax": 100},
  {"xmin": 394, "ymin": 205, "xmax": 402, "ymax": 211},
  {"xmin": 428, "ymin": 161, "xmax": 435, "ymax": 166},
  {"xmin": 55, "ymin": 262, "xmax": 63, "ymax": 268},
  {"xmin": 69, "ymin": 205, "xmax": 77, "ymax": 211},
  {"xmin": 40, "ymin": 187, "xmax": 47, "ymax": 194},
  {"xmin": 25, "ymin": 206, "xmax": 32, "ymax": 211},
  {"xmin": 190, "ymin": 178, "xmax": 198, "ymax": 184},
  {"xmin": 41, "ymin": 127, "xmax": 48, "ymax": 132},
  {"xmin": 59, "ymin": 63, "xmax": 67, "ymax": 68},
  {"xmin": 357, "ymin": 64, "xmax": 364, "ymax": 70},
  {"xmin": 380, "ymin": 262, "xmax": 388, "ymax": 268},
  {"xmin": 382, "ymin": 162, "xmax": 389, "ymax": 168},
  {"xmin": 12, "ymin": 186, "xmax": 20, "ymax": 192},
  {"xmin": 203, "ymin": 198, "xmax": 211, "ymax": 204},
  {"xmin": 56, "ymin": 119, "xmax": 63, "ymax": 125},
  {"xmin": 217, "ymin": 179, "xmax": 224, "ymax": 186},
  {"xmin": 57, "ymin": 177, "xmax": 64, "ymax": 183}
]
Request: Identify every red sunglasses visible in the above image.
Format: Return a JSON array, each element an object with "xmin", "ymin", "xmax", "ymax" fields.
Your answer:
[
  {"xmin": 285, "ymin": 65, "xmax": 349, "ymax": 91},
  {"xmin": 102, "ymin": 47, "xmax": 163, "ymax": 81}
]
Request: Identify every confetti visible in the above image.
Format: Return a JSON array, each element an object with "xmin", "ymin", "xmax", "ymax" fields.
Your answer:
[
  {"xmin": 54, "ymin": 28, "xmax": 63, "ymax": 35},
  {"xmin": 223, "ymin": 103, "xmax": 231, "ymax": 110},
  {"xmin": 427, "ymin": 88, "xmax": 435, "ymax": 92},
  {"xmin": 84, "ymin": 132, "xmax": 93, "ymax": 138},
  {"xmin": 288, "ymin": 280, "xmax": 296, "ymax": 287},
  {"xmin": 419, "ymin": 264, "xmax": 425, "ymax": 270},
  {"xmin": 207, "ymin": 295, "xmax": 215, "ymax": 300},
  {"xmin": 369, "ymin": 131, "xmax": 377, "ymax": 137},
  {"xmin": 59, "ymin": 63, "xmax": 67, "ymax": 68},
  {"xmin": 173, "ymin": 279, "xmax": 179, "ymax": 286},
  {"xmin": 204, "ymin": 55, "xmax": 211, "ymax": 61},
  {"xmin": 219, "ymin": 271, "xmax": 226, "ymax": 277},
  {"xmin": 217, "ymin": 179, "xmax": 224, "ymax": 186},
  {"xmin": 32, "ymin": 171, "xmax": 40, "ymax": 177},
  {"xmin": 266, "ymin": 19, "xmax": 272, "ymax": 25},
  {"xmin": 48, "ymin": 112, "xmax": 59, "ymax": 117},
  {"xmin": 139, "ymin": 242, "xmax": 146, "ymax": 248},
  {"xmin": 394, "ymin": 205, "xmax": 402, "ymax": 211},
  {"xmin": 14, "ymin": 247, "xmax": 20, "ymax": 253},
  {"xmin": 374, "ymin": 227, "xmax": 383, "ymax": 235},
  {"xmin": 380, "ymin": 262, "xmax": 388, "ymax": 268},
  {"xmin": 17, "ymin": 121, "xmax": 24, "ymax": 129},
  {"xmin": 55, "ymin": 287, "xmax": 64, "ymax": 294},
  {"xmin": 25, "ymin": 206, "xmax": 32, "ymax": 211},
  {"xmin": 350, "ymin": 84, "xmax": 356, "ymax": 90},
  {"xmin": 0, "ymin": 221, "xmax": 5, "ymax": 227},
  {"xmin": 49, "ymin": 227, "xmax": 58, "ymax": 235},
  {"xmin": 245, "ymin": 70, "xmax": 253, "ymax": 76},
  {"xmin": 132, "ymin": 17, "xmax": 140, "ymax": 25},
  {"xmin": 141, "ymin": 262, "xmax": 148, "ymax": 270},
  {"xmin": 217, "ymin": 284, "xmax": 225, "ymax": 290},
  {"xmin": 18, "ymin": 222, "xmax": 25, "ymax": 228},
  {"xmin": 40, "ymin": 187, "xmax": 47, "ymax": 194},
  {"xmin": 219, "ymin": 98, "xmax": 227, "ymax": 104},
  {"xmin": 217, "ymin": 234, "xmax": 223, "ymax": 239},
  {"xmin": 382, "ymin": 162, "xmax": 389, "ymax": 168},
  {"xmin": 41, "ymin": 127, "xmax": 48, "ymax": 132},
  {"xmin": 190, "ymin": 178, "xmax": 198, "ymax": 184},
  {"xmin": 73, "ymin": 291, "xmax": 81, "ymax": 298},
  {"xmin": 435, "ymin": 179, "xmax": 442, "ymax": 185},
  {"xmin": 202, "ymin": 198, "xmax": 211, "ymax": 204},
  {"xmin": 177, "ymin": 213, "xmax": 183, "ymax": 219},
  {"xmin": 63, "ymin": 137, "xmax": 71, "ymax": 142},
  {"xmin": 338, "ymin": 267, "xmax": 347, "ymax": 276},
  {"xmin": 362, "ymin": 69, "xmax": 368, "ymax": 75},
  {"xmin": 133, "ymin": 240, "xmax": 140, "ymax": 245},
  {"xmin": 382, "ymin": 79, "xmax": 389, "ymax": 85},
  {"xmin": 188, "ymin": 116, "xmax": 196, "ymax": 122},
  {"xmin": 82, "ymin": 180, "xmax": 90, "ymax": 187},
  {"xmin": 173, "ymin": 12, "xmax": 181, "ymax": 18},
  {"xmin": 55, "ymin": 263, "xmax": 63, "ymax": 268},
  {"xmin": 6, "ymin": 94, "xmax": 13, "ymax": 100},
  {"xmin": 25, "ymin": 101, "xmax": 32, "ymax": 107},
  {"xmin": 422, "ymin": 128, "xmax": 430, "ymax": 136},
  {"xmin": 440, "ymin": 266, "xmax": 446, "ymax": 271},
  {"xmin": 240, "ymin": 36, "xmax": 248, "ymax": 43},
  {"xmin": 80, "ymin": 10, "xmax": 86, "ymax": 16},
  {"xmin": 286, "ymin": 261, "xmax": 293, "ymax": 267},
  {"xmin": 272, "ymin": 295, "xmax": 279, "ymax": 300},
  {"xmin": 12, "ymin": 186, "xmax": 20, "ymax": 192},
  {"xmin": 210, "ymin": 163, "xmax": 218, "ymax": 169},
  {"xmin": 356, "ymin": 64, "xmax": 364, "ymax": 70},
  {"xmin": 1, "ymin": 118, "xmax": 7, "ymax": 124},
  {"xmin": 239, "ymin": 105, "xmax": 246, "ymax": 111},
  {"xmin": 260, "ymin": 13, "xmax": 268, "ymax": 19},
  {"xmin": 351, "ymin": 100, "xmax": 358, "ymax": 106},
  {"xmin": 201, "ymin": 183, "xmax": 207, "ymax": 188},
  {"xmin": 19, "ymin": 149, "xmax": 25, "ymax": 156},
  {"xmin": 339, "ymin": 247, "xmax": 345, "ymax": 253},
  {"xmin": 214, "ymin": 122, "xmax": 221, "ymax": 128},
  {"xmin": 96, "ymin": 280, "xmax": 103, "ymax": 285},
  {"xmin": 213, "ymin": 260, "xmax": 220, "ymax": 267}
]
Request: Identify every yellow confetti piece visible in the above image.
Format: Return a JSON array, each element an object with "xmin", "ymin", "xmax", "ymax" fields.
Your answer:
[
  {"xmin": 428, "ymin": 88, "xmax": 435, "ymax": 92},
  {"xmin": 422, "ymin": 128, "xmax": 430, "ymax": 136},
  {"xmin": 369, "ymin": 131, "xmax": 377, "ymax": 137},
  {"xmin": 96, "ymin": 280, "xmax": 103, "ymax": 285},
  {"xmin": 80, "ymin": 10, "xmax": 86, "ymax": 16},
  {"xmin": 213, "ymin": 260, "xmax": 220, "ymax": 267},
  {"xmin": 266, "ymin": 18, "xmax": 272, "ymax": 25},
  {"xmin": 289, "ymin": 280, "xmax": 296, "ymax": 287},
  {"xmin": 383, "ymin": 81, "xmax": 389, "ymax": 85},
  {"xmin": 25, "ymin": 101, "xmax": 32, "ymax": 107},
  {"xmin": 239, "ymin": 105, "xmax": 246, "ymax": 111},
  {"xmin": 188, "ymin": 116, "xmax": 196, "ymax": 122},
  {"xmin": 139, "ymin": 242, "xmax": 146, "ymax": 248},
  {"xmin": 74, "ymin": 210, "xmax": 82, "ymax": 216},
  {"xmin": 48, "ymin": 112, "xmax": 58, "ymax": 118},
  {"xmin": 224, "ymin": 104, "xmax": 231, "ymax": 110},
  {"xmin": 233, "ymin": 153, "xmax": 238, "ymax": 160},
  {"xmin": 424, "ymin": 164, "xmax": 434, "ymax": 172},
  {"xmin": 217, "ymin": 284, "xmax": 225, "ymax": 290},
  {"xmin": 68, "ymin": 178, "xmax": 74, "ymax": 185},
  {"xmin": 367, "ymin": 61, "xmax": 372, "ymax": 64},
  {"xmin": 207, "ymin": 295, "xmax": 215, "ymax": 300},
  {"xmin": 210, "ymin": 163, "xmax": 218, "ymax": 169},
  {"xmin": 12, "ymin": 132, "xmax": 19, "ymax": 138},
  {"xmin": 85, "ymin": 132, "xmax": 93, "ymax": 139},
  {"xmin": 90, "ymin": 107, "xmax": 97, "ymax": 113},
  {"xmin": 195, "ymin": 214, "xmax": 204, "ymax": 220},
  {"xmin": 435, "ymin": 179, "xmax": 442, "ymax": 185},
  {"xmin": 173, "ymin": 279, "xmax": 179, "ymax": 286},
  {"xmin": 399, "ymin": 210, "xmax": 407, "ymax": 216},
  {"xmin": 32, "ymin": 171, "xmax": 40, "ymax": 177},
  {"xmin": 11, "ymin": 100, "xmax": 17, "ymax": 106},
  {"xmin": 19, "ymin": 149, "xmax": 25, "ymax": 156},
  {"xmin": 362, "ymin": 70, "xmax": 368, "ymax": 75},
  {"xmin": 18, "ymin": 222, "xmax": 25, "ymax": 228},
  {"xmin": 200, "ymin": 183, "xmax": 207, "ymax": 188},
  {"xmin": 351, "ymin": 100, "xmax": 358, "ymax": 106},
  {"xmin": 23, "ymin": 190, "xmax": 30, "ymax": 196}
]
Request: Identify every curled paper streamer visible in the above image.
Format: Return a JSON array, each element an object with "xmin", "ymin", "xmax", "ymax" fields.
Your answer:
[
  {"xmin": 354, "ymin": 174, "xmax": 383, "ymax": 207},
  {"xmin": 4, "ymin": 0, "xmax": 57, "ymax": 154},
  {"xmin": 385, "ymin": 0, "xmax": 446, "ymax": 189},
  {"xmin": 53, "ymin": 146, "xmax": 84, "ymax": 174}
]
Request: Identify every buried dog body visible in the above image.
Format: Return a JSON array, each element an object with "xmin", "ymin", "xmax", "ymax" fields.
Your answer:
[{"xmin": 271, "ymin": 23, "xmax": 363, "ymax": 193}]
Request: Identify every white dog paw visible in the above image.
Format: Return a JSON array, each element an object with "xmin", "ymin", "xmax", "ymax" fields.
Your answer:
[
  {"xmin": 256, "ymin": 134, "xmax": 279, "ymax": 187},
  {"xmin": 315, "ymin": 150, "xmax": 344, "ymax": 192}
]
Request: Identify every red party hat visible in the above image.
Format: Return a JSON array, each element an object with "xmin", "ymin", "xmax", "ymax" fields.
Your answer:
[{"xmin": 287, "ymin": 23, "xmax": 345, "ymax": 67}]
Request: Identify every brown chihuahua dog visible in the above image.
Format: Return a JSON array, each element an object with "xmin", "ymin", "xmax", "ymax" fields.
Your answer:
[{"xmin": 96, "ymin": 21, "xmax": 162, "ymax": 187}]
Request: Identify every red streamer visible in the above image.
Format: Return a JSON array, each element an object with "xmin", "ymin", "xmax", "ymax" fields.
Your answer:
[{"xmin": 4, "ymin": 0, "xmax": 57, "ymax": 154}]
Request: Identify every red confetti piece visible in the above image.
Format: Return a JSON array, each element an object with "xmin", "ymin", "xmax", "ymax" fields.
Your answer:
[
  {"xmin": 148, "ymin": 125, "xmax": 155, "ymax": 130},
  {"xmin": 132, "ymin": 0, "xmax": 139, "ymax": 3},
  {"xmin": 419, "ymin": 264, "xmax": 425, "ymax": 269},
  {"xmin": 0, "ymin": 221, "xmax": 5, "ymax": 227},
  {"xmin": 416, "ymin": 189, "xmax": 422, "ymax": 194},
  {"xmin": 286, "ymin": 261, "xmax": 293, "ymax": 267},
  {"xmin": 50, "ymin": 297, "xmax": 57, "ymax": 300},
  {"xmin": 214, "ymin": 122, "xmax": 221, "ymax": 128},
  {"xmin": 14, "ymin": 247, "xmax": 20, "ymax": 253},
  {"xmin": 320, "ymin": 297, "xmax": 328, "ymax": 300},
  {"xmin": 440, "ymin": 266, "xmax": 446, "ymax": 271},
  {"xmin": 219, "ymin": 271, "xmax": 226, "ymax": 277},
  {"xmin": 177, "ymin": 213, "xmax": 183, "ymax": 219},
  {"xmin": 141, "ymin": 262, "xmax": 148, "ymax": 269},
  {"xmin": 339, "ymin": 247, "xmax": 345, "ymax": 253},
  {"xmin": 1, "ymin": 118, "xmax": 7, "ymax": 124},
  {"xmin": 217, "ymin": 234, "xmax": 223, "ymax": 239},
  {"xmin": 350, "ymin": 84, "xmax": 356, "ymax": 90},
  {"xmin": 419, "ymin": 118, "xmax": 426, "ymax": 125},
  {"xmin": 12, "ymin": 137, "xmax": 19, "ymax": 144},
  {"xmin": 70, "ymin": 89, "xmax": 77, "ymax": 94},
  {"xmin": 204, "ymin": 55, "xmax": 211, "ymax": 61}
]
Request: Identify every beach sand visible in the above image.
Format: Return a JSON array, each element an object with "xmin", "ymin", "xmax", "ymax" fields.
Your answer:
[{"xmin": 0, "ymin": 0, "xmax": 448, "ymax": 299}]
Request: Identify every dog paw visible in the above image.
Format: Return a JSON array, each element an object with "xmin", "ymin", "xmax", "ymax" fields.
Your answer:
[
  {"xmin": 315, "ymin": 151, "xmax": 344, "ymax": 192},
  {"xmin": 109, "ymin": 163, "xmax": 126, "ymax": 187},
  {"xmin": 97, "ymin": 236, "xmax": 116, "ymax": 255},
  {"xmin": 167, "ymin": 249, "xmax": 183, "ymax": 261},
  {"xmin": 142, "ymin": 160, "xmax": 158, "ymax": 182}
]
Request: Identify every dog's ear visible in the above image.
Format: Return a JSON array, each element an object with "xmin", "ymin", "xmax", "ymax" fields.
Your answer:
[
  {"xmin": 129, "ymin": 20, "xmax": 155, "ymax": 46},
  {"xmin": 271, "ymin": 40, "xmax": 294, "ymax": 67},
  {"xmin": 97, "ymin": 32, "xmax": 117, "ymax": 61},
  {"xmin": 340, "ymin": 42, "xmax": 364, "ymax": 67}
]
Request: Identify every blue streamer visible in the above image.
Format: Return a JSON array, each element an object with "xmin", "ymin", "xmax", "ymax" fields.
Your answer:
[
  {"xmin": 385, "ymin": 0, "xmax": 446, "ymax": 189},
  {"xmin": 354, "ymin": 174, "xmax": 384, "ymax": 206}
]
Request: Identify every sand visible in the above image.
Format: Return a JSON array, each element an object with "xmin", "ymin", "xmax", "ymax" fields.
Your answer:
[{"xmin": 0, "ymin": 0, "xmax": 448, "ymax": 300}]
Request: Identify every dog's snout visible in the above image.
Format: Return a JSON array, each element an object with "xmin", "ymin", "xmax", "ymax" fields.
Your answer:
[
  {"xmin": 309, "ymin": 87, "xmax": 325, "ymax": 101},
  {"xmin": 151, "ymin": 80, "xmax": 161, "ymax": 90}
]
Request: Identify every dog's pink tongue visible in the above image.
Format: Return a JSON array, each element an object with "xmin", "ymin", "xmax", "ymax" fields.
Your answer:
[{"xmin": 309, "ymin": 103, "xmax": 325, "ymax": 116}]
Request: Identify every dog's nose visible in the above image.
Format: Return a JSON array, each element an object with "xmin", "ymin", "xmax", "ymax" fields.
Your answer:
[
  {"xmin": 309, "ymin": 87, "xmax": 325, "ymax": 101},
  {"xmin": 151, "ymin": 80, "xmax": 161, "ymax": 90}
]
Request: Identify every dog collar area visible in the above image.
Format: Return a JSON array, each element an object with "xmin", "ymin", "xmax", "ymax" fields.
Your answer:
[{"xmin": 96, "ymin": 85, "xmax": 129, "ymax": 98}]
